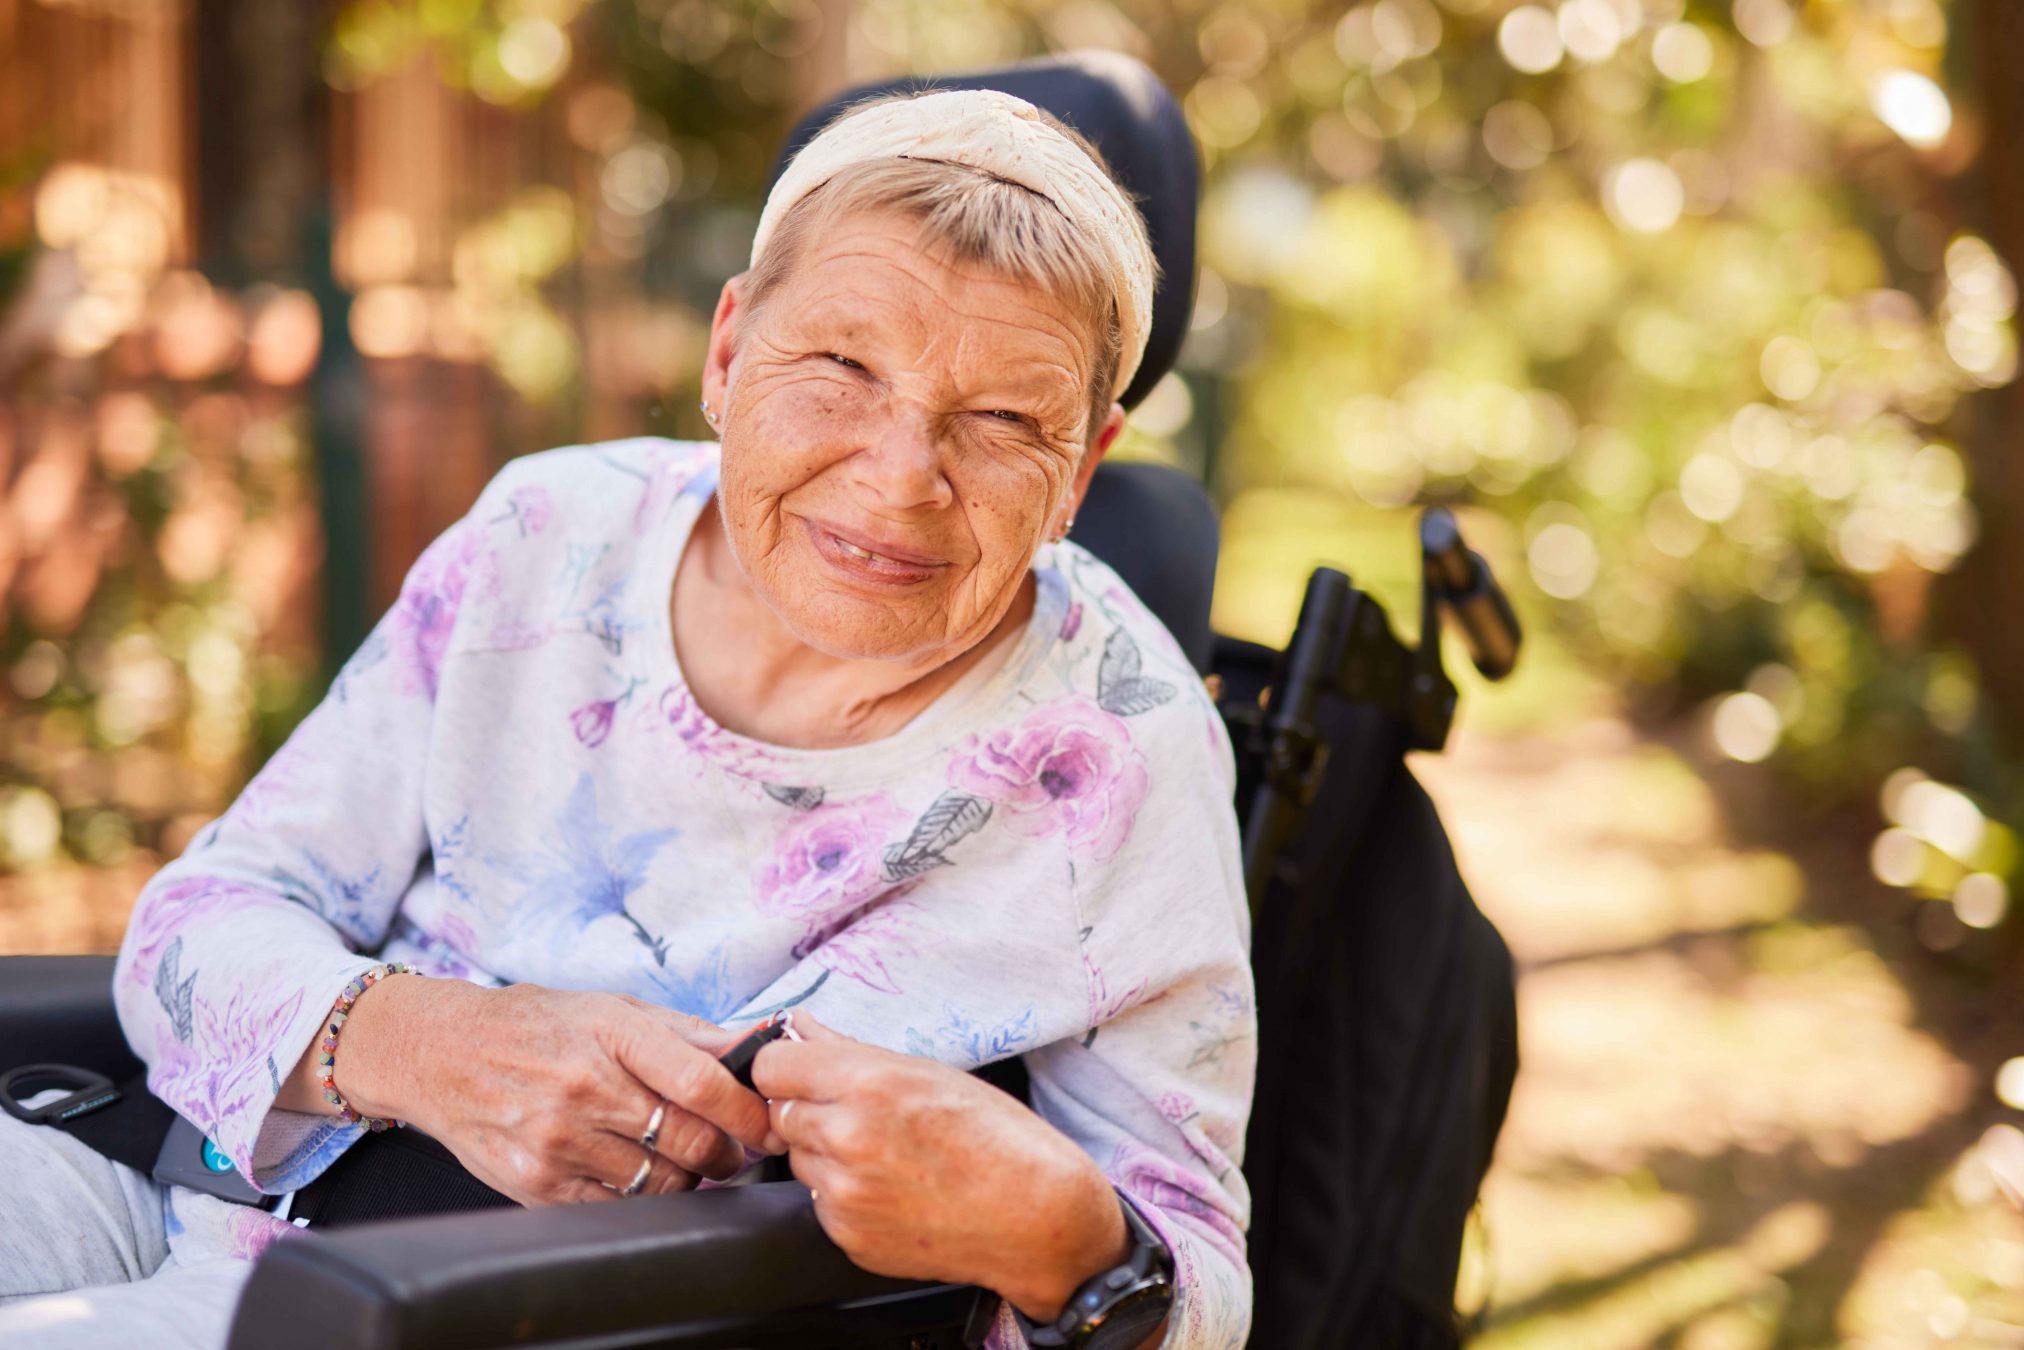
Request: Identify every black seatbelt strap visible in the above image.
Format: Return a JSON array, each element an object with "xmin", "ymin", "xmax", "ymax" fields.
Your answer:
[
  {"xmin": 2, "ymin": 1060, "xmax": 515, "ymax": 1224},
  {"xmin": 0, "ymin": 1065, "xmax": 174, "ymax": 1175},
  {"xmin": 9, "ymin": 1057, "xmax": 1029, "ymax": 1228}
]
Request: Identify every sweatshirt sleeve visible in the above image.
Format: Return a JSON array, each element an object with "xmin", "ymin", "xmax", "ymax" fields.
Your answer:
[
  {"xmin": 1002, "ymin": 683, "xmax": 1258, "ymax": 1350},
  {"xmin": 111, "ymin": 501, "xmax": 497, "ymax": 1193}
]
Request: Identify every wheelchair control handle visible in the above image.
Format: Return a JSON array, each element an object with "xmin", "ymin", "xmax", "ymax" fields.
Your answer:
[{"xmin": 1420, "ymin": 508, "xmax": 1521, "ymax": 683}]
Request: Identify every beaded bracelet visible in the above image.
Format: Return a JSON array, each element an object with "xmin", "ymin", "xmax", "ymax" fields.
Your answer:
[{"xmin": 318, "ymin": 962, "xmax": 417, "ymax": 1132}]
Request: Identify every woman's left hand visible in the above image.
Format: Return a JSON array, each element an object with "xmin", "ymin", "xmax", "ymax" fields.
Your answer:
[{"xmin": 752, "ymin": 1015, "xmax": 1130, "ymax": 1322}]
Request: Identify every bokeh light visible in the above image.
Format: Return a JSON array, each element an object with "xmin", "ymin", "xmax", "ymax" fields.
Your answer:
[
  {"xmin": 1498, "ymin": 6, "xmax": 1564, "ymax": 74},
  {"xmin": 1870, "ymin": 70, "xmax": 1953, "ymax": 149}
]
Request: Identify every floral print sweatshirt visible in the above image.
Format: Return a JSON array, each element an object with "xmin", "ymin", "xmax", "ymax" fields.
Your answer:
[{"xmin": 112, "ymin": 438, "xmax": 1256, "ymax": 1348}]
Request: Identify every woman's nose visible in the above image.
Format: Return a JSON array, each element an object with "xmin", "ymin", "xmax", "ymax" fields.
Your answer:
[{"xmin": 851, "ymin": 415, "xmax": 953, "ymax": 513}]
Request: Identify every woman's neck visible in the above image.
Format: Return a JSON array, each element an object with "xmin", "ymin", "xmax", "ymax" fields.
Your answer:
[{"xmin": 671, "ymin": 500, "xmax": 1034, "ymax": 750}]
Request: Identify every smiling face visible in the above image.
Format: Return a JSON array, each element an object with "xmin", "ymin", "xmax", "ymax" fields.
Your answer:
[{"xmin": 701, "ymin": 209, "xmax": 1122, "ymax": 665}]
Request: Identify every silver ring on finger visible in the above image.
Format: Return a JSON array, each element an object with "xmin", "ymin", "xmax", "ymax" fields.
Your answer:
[
  {"xmin": 640, "ymin": 1098, "xmax": 668, "ymax": 1152},
  {"xmin": 620, "ymin": 1148, "xmax": 654, "ymax": 1197}
]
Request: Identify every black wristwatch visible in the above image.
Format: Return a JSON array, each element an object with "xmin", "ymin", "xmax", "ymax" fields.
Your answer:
[{"xmin": 1014, "ymin": 1192, "xmax": 1175, "ymax": 1349}]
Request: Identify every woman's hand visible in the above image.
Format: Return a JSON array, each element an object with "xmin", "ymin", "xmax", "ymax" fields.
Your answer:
[
  {"xmin": 310, "ymin": 976, "xmax": 781, "ymax": 1206},
  {"xmin": 752, "ymin": 1015, "xmax": 1135, "ymax": 1324}
]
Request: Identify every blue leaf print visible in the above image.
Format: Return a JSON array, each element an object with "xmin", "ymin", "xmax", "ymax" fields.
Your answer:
[
  {"xmin": 932, "ymin": 1006, "xmax": 1038, "ymax": 1065},
  {"xmin": 1186, "ymin": 1019, "xmax": 1246, "ymax": 1070},
  {"xmin": 271, "ymin": 851, "xmax": 385, "ymax": 949},
  {"xmin": 332, "ymin": 631, "xmax": 388, "ymax": 704},
  {"xmin": 504, "ymin": 773, "xmax": 677, "ymax": 964},
  {"xmin": 641, "ymin": 942, "xmax": 738, "ymax": 1022},
  {"xmin": 555, "ymin": 543, "xmax": 610, "ymax": 612},
  {"xmin": 574, "ymin": 576, "xmax": 641, "ymax": 656},
  {"xmin": 731, "ymin": 970, "xmax": 830, "ymax": 1023},
  {"xmin": 1208, "ymin": 983, "xmax": 1252, "ymax": 1020},
  {"xmin": 431, "ymin": 814, "xmax": 474, "ymax": 903}
]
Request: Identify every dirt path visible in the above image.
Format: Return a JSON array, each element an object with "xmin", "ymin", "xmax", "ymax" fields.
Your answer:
[{"xmin": 1416, "ymin": 714, "xmax": 2024, "ymax": 1349}]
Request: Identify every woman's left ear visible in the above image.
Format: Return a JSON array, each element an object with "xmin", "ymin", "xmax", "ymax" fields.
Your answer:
[{"xmin": 1056, "ymin": 403, "xmax": 1125, "ymax": 541}]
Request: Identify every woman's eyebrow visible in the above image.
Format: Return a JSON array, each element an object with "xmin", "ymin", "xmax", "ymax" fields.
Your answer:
[{"xmin": 965, "ymin": 360, "xmax": 1085, "ymax": 406}]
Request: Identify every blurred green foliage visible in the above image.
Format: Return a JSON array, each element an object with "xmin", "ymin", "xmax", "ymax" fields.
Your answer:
[
  {"xmin": 7, "ymin": 0, "xmax": 2017, "ymax": 930},
  {"xmin": 404, "ymin": 0, "xmax": 2008, "ymax": 897}
]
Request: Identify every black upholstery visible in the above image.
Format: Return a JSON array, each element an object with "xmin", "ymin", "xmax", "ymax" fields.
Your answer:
[
  {"xmin": 773, "ymin": 51, "xmax": 1200, "ymax": 413},
  {"xmin": 0, "ymin": 955, "xmax": 136, "ymax": 1079},
  {"xmin": 1072, "ymin": 460, "xmax": 1220, "ymax": 673},
  {"xmin": 227, "ymin": 1179, "xmax": 987, "ymax": 1350}
]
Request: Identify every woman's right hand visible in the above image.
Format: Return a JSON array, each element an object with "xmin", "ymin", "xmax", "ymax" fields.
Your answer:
[{"xmin": 309, "ymin": 975, "xmax": 780, "ymax": 1206}]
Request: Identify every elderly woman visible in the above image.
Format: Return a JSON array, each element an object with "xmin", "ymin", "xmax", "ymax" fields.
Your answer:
[{"xmin": 0, "ymin": 90, "xmax": 1253, "ymax": 1350}]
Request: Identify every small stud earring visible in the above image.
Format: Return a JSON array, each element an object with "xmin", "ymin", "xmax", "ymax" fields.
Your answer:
[{"xmin": 700, "ymin": 398, "xmax": 719, "ymax": 429}]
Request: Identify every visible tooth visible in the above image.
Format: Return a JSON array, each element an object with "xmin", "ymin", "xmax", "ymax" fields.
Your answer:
[{"xmin": 837, "ymin": 538, "xmax": 907, "ymax": 565}]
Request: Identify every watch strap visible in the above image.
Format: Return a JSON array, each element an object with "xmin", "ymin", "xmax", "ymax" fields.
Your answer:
[{"xmin": 1016, "ymin": 1192, "xmax": 1174, "ymax": 1348}]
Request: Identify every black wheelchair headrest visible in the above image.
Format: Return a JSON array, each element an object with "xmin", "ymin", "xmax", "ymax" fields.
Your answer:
[{"xmin": 770, "ymin": 52, "xmax": 1199, "ymax": 412}]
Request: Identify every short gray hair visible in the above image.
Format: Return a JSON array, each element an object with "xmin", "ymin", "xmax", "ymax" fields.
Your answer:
[{"xmin": 743, "ymin": 106, "xmax": 1138, "ymax": 443}]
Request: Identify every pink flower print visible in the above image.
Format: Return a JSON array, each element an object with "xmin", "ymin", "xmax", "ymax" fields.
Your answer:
[
  {"xmin": 388, "ymin": 520, "xmax": 496, "ymax": 700},
  {"xmin": 656, "ymin": 683, "xmax": 787, "ymax": 780},
  {"xmin": 122, "ymin": 877, "xmax": 268, "ymax": 991},
  {"xmin": 1108, "ymin": 1139, "xmax": 1247, "ymax": 1266},
  {"xmin": 149, "ymin": 980, "xmax": 307, "ymax": 1163},
  {"xmin": 229, "ymin": 740, "xmax": 306, "ymax": 831},
  {"xmin": 436, "ymin": 909, "xmax": 479, "ymax": 955},
  {"xmin": 227, "ymin": 1206, "xmax": 296, "ymax": 1262},
  {"xmin": 571, "ymin": 676, "xmax": 645, "ymax": 748},
  {"xmin": 659, "ymin": 683, "xmax": 723, "ymax": 752},
  {"xmin": 807, "ymin": 899, "xmax": 925, "ymax": 996},
  {"xmin": 948, "ymin": 699, "xmax": 1151, "ymax": 862},
  {"xmin": 509, "ymin": 486, "xmax": 552, "ymax": 535},
  {"xmin": 754, "ymin": 795, "xmax": 910, "ymax": 932},
  {"xmin": 1060, "ymin": 600, "xmax": 1084, "ymax": 642},
  {"xmin": 571, "ymin": 700, "xmax": 616, "ymax": 747},
  {"xmin": 631, "ymin": 445, "xmax": 715, "ymax": 532},
  {"xmin": 487, "ymin": 619, "xmax": 551, "ymax": 651},
  {"xmin": 1156, "ymin": 1091, "xmax": 1198, "ymax": 1126},
  {"xmin": 1084, "ymin": 947, "xmax": 1149, "ymax": 1027}
]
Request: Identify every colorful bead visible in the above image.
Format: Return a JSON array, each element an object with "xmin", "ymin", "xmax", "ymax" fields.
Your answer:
[{"xmin": 317, "ymin": 962, "xmax": 418, "ymax": 1135}]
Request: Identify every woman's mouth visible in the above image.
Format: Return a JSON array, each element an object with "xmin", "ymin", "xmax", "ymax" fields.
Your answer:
[{"xmin": 803, "ymin": 517, "xmax": 947, "ymax": 587}]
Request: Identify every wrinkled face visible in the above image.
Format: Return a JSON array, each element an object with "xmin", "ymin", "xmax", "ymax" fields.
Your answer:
[{"xmin": 703, "ymin": 211, "xmax": 1114, "ymax": 664}]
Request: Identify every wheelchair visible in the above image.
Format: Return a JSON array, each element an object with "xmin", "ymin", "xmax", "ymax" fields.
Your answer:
[{"xmin": 0, "ymin": 53, "xmax": 1519, "ymax": 1350}]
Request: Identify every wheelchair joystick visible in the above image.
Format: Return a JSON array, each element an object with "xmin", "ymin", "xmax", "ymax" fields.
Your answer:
[{"xmin": 1420, "ymin": 507, "xmax": 1522, "ymax": 683}]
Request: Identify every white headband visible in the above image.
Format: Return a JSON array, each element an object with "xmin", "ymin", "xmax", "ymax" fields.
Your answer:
[{"xmin": 751, "ymin": 88, "xmax": 1155, "ymax": 402}]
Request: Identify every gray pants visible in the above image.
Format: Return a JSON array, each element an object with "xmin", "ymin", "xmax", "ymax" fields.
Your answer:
[{"xmin": 0, "ymin": 1110, "xmax": 256, "ymax": 1348}]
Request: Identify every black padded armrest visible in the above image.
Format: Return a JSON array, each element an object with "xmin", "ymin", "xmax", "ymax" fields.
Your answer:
[
  {"xmin": 227, "ymin": 1180, "xmax": 992, "ymax": 1350},
  {"xmin": 0, "ymin": 955, "xmax": 139, "ymax": 1079}
]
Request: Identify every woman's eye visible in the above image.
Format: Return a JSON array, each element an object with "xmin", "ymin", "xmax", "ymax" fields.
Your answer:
[
  {"xmin": 982, "ymin": 409, "xmax": 1027, "ymax": 425},
  {"xmin": 824, "ymin": 352, "xmax": 864, "ymax": 371}
]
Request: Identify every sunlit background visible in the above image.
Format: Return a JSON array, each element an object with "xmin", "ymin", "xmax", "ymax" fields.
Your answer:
[{"xmin": 5, "ymin": 0, "xmax": 2024, "ymax": 1343}]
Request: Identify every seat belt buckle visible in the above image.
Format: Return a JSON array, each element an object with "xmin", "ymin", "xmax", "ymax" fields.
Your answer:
[
  {"xmin": 0, "ymin": 1063, "xmax": 122, "ymax": 1125},
  {"xmin": 151, "ymin": 1113, "xmax": 278, "ymax": 1209}
]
